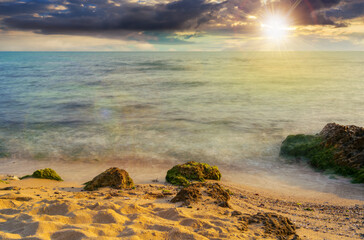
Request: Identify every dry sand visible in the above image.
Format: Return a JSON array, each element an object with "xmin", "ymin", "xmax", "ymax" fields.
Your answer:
[{"xmin": 0, "ymin": 178, "xmax": 363, "ymax": 240}]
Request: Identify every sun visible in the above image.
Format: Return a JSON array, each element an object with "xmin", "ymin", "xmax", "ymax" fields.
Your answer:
[{"xmin": 261, "ymin": 15, "xmax": 294, "ymax": 41}]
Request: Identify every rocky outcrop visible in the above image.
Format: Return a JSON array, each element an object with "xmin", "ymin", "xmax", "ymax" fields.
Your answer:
[
  {"xmin": 280, "ymin": 123, "xmax": 364, "ymax": 183},
  {"xmin": 166, "ymin": 161, "xmax": 221, "ymax": 186},
  {"xmin": 84, "ymin": 167, "xmax": 134, "ymax": 191},
  {"xmin": 171, "ymin": 182, "xmax": 230, "ymax": 207},
  {"xmin": 319, "ymin": 123, "xmax": 364, "ymax": 170}
]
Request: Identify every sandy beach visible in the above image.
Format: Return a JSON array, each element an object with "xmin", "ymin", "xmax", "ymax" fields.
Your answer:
[
  {"xmin": 0, "ymin": 175, "xmax": 362, "ymax": 240},
  {"xmin": 1, "ymin": 0, "xmax": 364, "ymax": 237},
  {"xmin": 1, "ymin": 51, "xmax": 364, "ymax": 239}
]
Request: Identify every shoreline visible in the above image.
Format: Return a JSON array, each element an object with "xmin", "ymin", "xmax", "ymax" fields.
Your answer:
[
  {"xmin": 0, "ymin": 178, "xmax": 363, "ymax": 239},
  {"xmin": 1, "ymin": 157, "xmax": 363, "ymax": 201}
]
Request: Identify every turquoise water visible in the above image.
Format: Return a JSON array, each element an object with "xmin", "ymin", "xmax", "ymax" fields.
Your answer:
[{"xmin": 0, "ymin": 52, "xmax": 363, "ymax": 195}]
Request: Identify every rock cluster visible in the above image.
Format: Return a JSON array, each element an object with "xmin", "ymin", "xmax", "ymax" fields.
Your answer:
[
  {"xmin": 0, "ymin": 161, "xmax": 307, "ymax": 239},
  {"xmin": 171, "ymin": 183, "xmax": 300, "ymax": 239}
]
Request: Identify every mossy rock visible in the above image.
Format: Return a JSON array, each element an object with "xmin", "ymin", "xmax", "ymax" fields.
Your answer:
[
  {"xmin": 280, "ymin": 134, "xmax": 363, "ymax": 183},
  {"xmin": 352, "ymin": 168, "xmax": 364, "ymax": 183},
  {"xmin": 84, "ymin": 167, "xmax": 134, "ymax": 191},
  {"xmin": 166, "ymin": 161, "xmax": 221, "ymax": 186},
  {"xmin": 20, "ymin": 168, "xmax": 63, "ymax": 181},
  {"xmin": 280, "ymin": 134, "xmax": 337, "ymax": 170},
  {"xmin": 280, "ymin": 134, "xmax": 323, "ymax": 158}
]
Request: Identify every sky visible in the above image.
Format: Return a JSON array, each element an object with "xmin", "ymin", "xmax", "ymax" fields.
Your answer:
[{"xmin": 0, "ymin": 0, "xmax": 363, "ymax": 51}]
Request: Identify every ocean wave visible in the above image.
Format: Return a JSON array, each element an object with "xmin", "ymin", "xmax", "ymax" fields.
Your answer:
[
  {"xmin": 136, "ymin": 60, "xmax": 194, "ymax": 71},
  {"xmin": 57, "ymin": 101, "xmax": 94, "ymax": 110},
  {"xmin": 0, "ymin": 119, "xmax": 90, "ymax": 129}
]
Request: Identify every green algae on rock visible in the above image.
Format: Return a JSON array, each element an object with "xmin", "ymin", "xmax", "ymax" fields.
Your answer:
[
  {"xmin": 280, "ymin": 123, "xmax": 364, "ymax": 183},
  {"xmin": 280, "ymin": 134, "xmax": 337, "ymax": 170},
  {"xmin": 352, "ymin": 168, "xmax": 364, "ymax": 184},
  {"xmin": 20, "ymin": 168, "xmax": 63, "ymax": 181},
  {"xmin": 166, "ymin": 161, "xmax": 221, "ymax": 186},
  {"xmin": 84, "ymin": 167, "xmax": 134, "ymax": 191}
]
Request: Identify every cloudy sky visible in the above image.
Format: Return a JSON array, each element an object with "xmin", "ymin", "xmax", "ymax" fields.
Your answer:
[{"xmin": 0, "ymin": 0, "xmax": 363, "ymax": 51}]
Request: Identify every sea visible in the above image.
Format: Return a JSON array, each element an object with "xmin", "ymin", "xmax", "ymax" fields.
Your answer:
[{"xmin": 0, "ymin": 52, "xmax": 363, "ymax": 199}]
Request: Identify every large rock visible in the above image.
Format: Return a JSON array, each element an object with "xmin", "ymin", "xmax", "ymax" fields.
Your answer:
[
  {"xmin": 280, "ymin": 123, "xmax": 364, "ymax": 183},
  {"xmin": 84, "ymin": 167, "xmax": 134, "ymax": 191},
  {"xmin": 319, "ymin": 123, "xmax": 364, "ymax": 170},
  {"xmin": 166, "ymin": 161, "xmax": 221, "ymax": 186}
]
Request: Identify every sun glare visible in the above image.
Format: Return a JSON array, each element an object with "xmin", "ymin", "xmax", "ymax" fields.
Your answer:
[{"xmin": 261, "ymin": 15, "xmax": 294, "ymax": 41}]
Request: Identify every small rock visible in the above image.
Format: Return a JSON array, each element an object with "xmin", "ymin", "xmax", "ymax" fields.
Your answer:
[
  {"xmin": 231, "ymin": 210, "xmax": 242, "ymax": 216},
  {"xmin": 0, "ymin": 186, "xmax": 20, "ymax": 191},
  {"xmin": 104, "ymin": 194, "xmax": 112, "ymax": 199},
  {"xmin": 218, "ymin": 201, "xmax": 231, "ymax": 208},
  {"xmin": 5, "ymin": 175, "xmax": 20, "ymax": 181}
]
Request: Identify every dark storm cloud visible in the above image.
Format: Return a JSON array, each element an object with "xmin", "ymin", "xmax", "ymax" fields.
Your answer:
[
  {"xmin": 0, "ymin": 0, "xmax": 50, "ymax": 15},
  {"xmin": 0, "ymin": 0, "xmax": 225, "ymax": 34},
  {"xmin": 0, "ymin": 0, "xmax": 363, "ymax": 39},
  {"xmin": 326, "ymin": 1, "xmax": 364, "ymax": 20}
]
